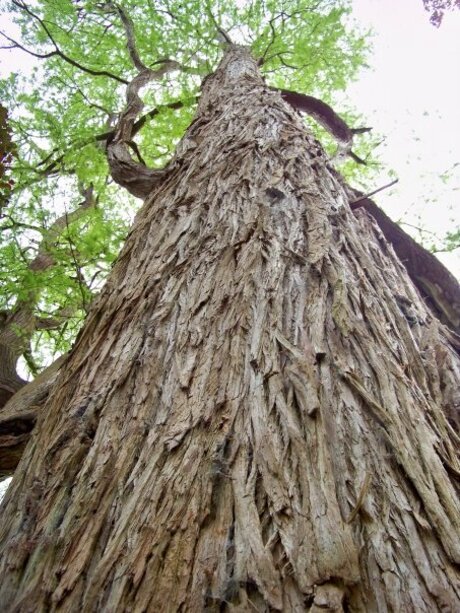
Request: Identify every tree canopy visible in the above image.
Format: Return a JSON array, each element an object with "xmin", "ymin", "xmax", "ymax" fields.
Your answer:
[{"xmin": 0, "ymin": 0, "xmax": 374, "ymax": 378}]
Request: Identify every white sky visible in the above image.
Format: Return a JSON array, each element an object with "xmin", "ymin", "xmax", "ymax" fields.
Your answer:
[
  {"xmin": 0, "ymin": 0, "xmax": 459, "ymax": 279},
  {"xmin": 345, "ymin": 0, "xmax": 460, "ymax": 276}
]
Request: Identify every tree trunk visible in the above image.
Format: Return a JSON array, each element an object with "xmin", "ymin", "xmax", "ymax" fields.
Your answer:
[{"xmin": 0, "ymin": 46, "xmax": 459, "ymax": 612}]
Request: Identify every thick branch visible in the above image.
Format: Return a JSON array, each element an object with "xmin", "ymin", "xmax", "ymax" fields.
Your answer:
[
  {"xmin": 105, "ymin": 3, "xmax": 180, "ymax": 198},
  {"xmin": 277, "ymin": 88, "xmax": 371, "ymax": 164}
]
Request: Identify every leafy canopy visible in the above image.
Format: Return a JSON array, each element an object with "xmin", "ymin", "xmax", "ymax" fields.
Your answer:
[{"xmin": 0, "ymin": 0, "xmax": 369, "ymax": 373}]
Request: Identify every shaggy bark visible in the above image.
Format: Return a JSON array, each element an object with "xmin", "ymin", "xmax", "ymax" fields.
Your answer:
[
  {"xmin": 0, "ymin": 47, "xmax": 459, "ymax": 612},
  {"xmin": 348, "ymin": 191, "xmax": 460, "ymax": 337}
]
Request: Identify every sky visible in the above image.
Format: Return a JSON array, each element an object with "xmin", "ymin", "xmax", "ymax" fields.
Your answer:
[{"xmin": 345, "ymin": 0, "xmax": 460, "ymax": 276}]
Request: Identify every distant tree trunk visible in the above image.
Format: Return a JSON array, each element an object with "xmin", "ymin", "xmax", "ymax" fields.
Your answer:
[{"xmin": 0, "ymin": 46, "xmax": 459, "ymax": 612}]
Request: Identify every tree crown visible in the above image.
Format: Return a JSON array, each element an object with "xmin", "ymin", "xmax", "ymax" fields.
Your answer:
[{"xmin": 0, "ymin": 0, "xmax": 369, "ymax": 373}]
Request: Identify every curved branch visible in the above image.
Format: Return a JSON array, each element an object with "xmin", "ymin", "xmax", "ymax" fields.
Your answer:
[
  {"xmin": 11, "ymin": 98, "xmax": 192, "ymax": 199},
  {"xmin": 104, "ymin": 2, "xmax": 181, "ymax": 198},
  {"xmin": 110, "ymin": 2, "xmax": 148, "ymax": 71},
  {"xmin": 277, "ymin": 88, "xmax": 371, "ymax": 163},
  {"xmin": 106, "ymin": 69, "xmax": 176, "ymax": 199}
]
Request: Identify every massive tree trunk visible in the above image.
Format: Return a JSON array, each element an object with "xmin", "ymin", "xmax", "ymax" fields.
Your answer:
[{"xmin": 0, "ymin": 46, "xmax": 459, "ymax": 612}]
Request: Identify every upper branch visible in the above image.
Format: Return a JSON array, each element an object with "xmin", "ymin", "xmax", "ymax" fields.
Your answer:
[
  {"xmin": 110, "ymin": 2, "xmax": 148, "ymax": 71},
  {"xmin": 278, "ymin": 89, "xmax": 371, "ymax": 164},
  {"xmin": 104, "ymin": 2, "xmax": 181, "ymax": 198},
  {"xmin": 8, "ymin": 0, "xmax": 128, "ymax": 84}
]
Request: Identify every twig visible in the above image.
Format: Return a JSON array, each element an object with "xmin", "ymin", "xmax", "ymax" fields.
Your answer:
[
  {"xmin": 207, "ymin": 6, "xmax": 233, "ymax": 47},
  {"xmin": 349, "ymin": 179, "xmax": 399, "ymax": 209},
  {"xmin": 57, "ymin": 77, "xmax": 114, "ymax": 117},
  {"xmin": 261, "ymin": 14, "xmax": 279, "ymax": 63},
  {"xmin": 64, "ymin": 211, "xmax": 89, "ymax": 314},
  {"xmin": 397, "ymin": 221, "xmax": 439, "ymax": 238}
]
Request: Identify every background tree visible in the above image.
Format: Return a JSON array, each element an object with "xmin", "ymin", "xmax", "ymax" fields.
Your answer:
[
  {"xmin": 0, "ymin": 0, "xmax": 459, "ymax": 610},
  {"xmin": 0, "ymin": 102, "xmax": 15, "ymax": 209},
  {"xmin": 422, "ymin": 0, "xmax": 460, "ymax": 26}
]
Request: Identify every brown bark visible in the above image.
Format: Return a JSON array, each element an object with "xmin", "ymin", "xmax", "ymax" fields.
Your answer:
[
  {"xmin": 348, "ymin": 191, "xmax": 460, "ymax": 338},
  {"xmin": 0, "ymin": 47, "xmax": 459, "ymax": 612}
]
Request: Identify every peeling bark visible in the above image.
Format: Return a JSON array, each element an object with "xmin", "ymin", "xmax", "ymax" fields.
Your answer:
[{"xmin": 0, "ymin": 47, "xmax": 459, "ymax": 612}]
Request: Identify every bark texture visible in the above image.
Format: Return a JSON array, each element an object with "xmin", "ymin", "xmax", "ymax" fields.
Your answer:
[
  {"xmin": 348, "ymin": 191, "xmax": 460, "ymax": 338},
  {"xmin": 0, "ymin": 47, "xmax": 459, "ymax": 612}
]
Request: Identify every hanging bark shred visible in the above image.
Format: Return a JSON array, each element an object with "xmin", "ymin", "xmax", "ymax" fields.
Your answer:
[{"xmin": 0, "ymin": 47, "xmax": 459, "ymax": 612}]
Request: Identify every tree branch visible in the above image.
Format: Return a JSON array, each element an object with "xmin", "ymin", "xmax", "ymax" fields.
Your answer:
[
  {"xmin": 346, "ymin": 184, "xmax": 460, "ymax": 339},
  {"xmin": 8, "ymin": 0, "xmax": 129, "ymax": 84},
  {"xmin": 104, "ymin": 2, "xmax": 181, "ymax": 198},
  {"xmin": 64, "ymin": 210, "xmax": 91, "ymax": 314},
  {"xmin": 277, "ymin": 88, "xmax": 371, "ymax": 164},
  {"xmin": 0, "ymin": 30, "xmax": 56, "ymax": 59},
  {"xmin": 349, "ymin": 179, "xmax": 399, "ymax": 208},
  {"xmin": 29, "ymin": 184, "xmax": 96, "ymax": 271},
  {"xmin": 0, "ymin": 185, "xmax": 97, "ymax": 411},
  {"xmin": 110, "ymin": 2, "xmax": 148, "ymax": 71},
  {"xmin": 11, "ymin": 98, "xmax": 192, "ymax": 199}
]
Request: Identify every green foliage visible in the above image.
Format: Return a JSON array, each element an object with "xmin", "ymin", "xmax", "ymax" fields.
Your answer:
[
  {"xmin": 0, "ymin": 102, "xmax": 16, "ymax": 207},
  {"xmin": 0, "ymin": 0, "xmax": 370, "ymax": 374}
]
